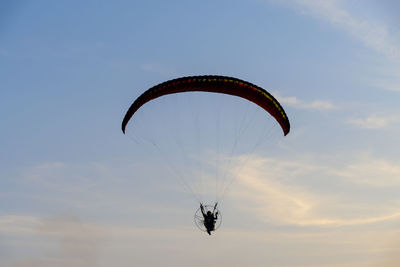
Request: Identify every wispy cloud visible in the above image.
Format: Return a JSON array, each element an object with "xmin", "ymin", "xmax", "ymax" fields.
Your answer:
[
  {"xmin": 367, "ymin": 65, "xmax": 400, "ymax": 92},
  {"xmin": 229, "ymin": 155, "xmax": 400, "ymax": 227},
  {"xmin": 275, "ymin": 92, "xmax": 336, "ymax": 110},
  {"xmin": 286, "ymin": 0, "xmax": 400, "ymax": 59},
  {"xmin": 373, "ymin": 77, "xmax": 400, "ymax": 92},
  {"xmin": 336, "ymin": 157, "xmax": 400, "ymax": 187},
  {"xmin": 275, "ymin": 0, "xmax": 400, "ymax": 93},
  {"xmin": 347, "ymin": 114, "xmax": 396, "ymax": 129}
]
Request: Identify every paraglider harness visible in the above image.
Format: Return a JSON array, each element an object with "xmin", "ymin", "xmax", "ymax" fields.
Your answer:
[{"xmin": 200, "ymin": 203, "xmax": 219, "ymax": 235}]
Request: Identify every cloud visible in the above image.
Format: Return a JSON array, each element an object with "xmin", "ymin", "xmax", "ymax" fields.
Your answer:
[
  {"xmin": 336, "ymin": 157, "xmax": 400, "ymax": 187},
  {"xmin": 286, "ymin": 0, "xmax": 400, "ymax": 59},
  {"xmin": 228, "ymin": 155, "xmax": 400, "ymax": 227},
  {"xmin": 347, "ymin": 114, "xmax": 396, "ymax": 129},
  {"xmin": 373, "ymin": 77, "xmax": 400, "ymax": 92},
  {"xmin": 367, "ymin": 65, "xmax": 400, "ymax": 92},
  {"xmin": 274, "ymin": 92, "xmax": 336, "ymax": 110},
  {"xmin": 272, "ymin": 0, "xmax": 400, "ymax": 94}
]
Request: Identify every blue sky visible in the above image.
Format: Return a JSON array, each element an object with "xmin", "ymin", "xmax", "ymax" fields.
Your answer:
[{"xmin": 1, "ymin": 0, "xmax": 400, "ymax": 266}]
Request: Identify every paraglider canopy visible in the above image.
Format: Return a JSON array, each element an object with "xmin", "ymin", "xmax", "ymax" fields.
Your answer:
[{"xmin": 121, "ymin": 75, "xmax": 290, "ymax": 136}]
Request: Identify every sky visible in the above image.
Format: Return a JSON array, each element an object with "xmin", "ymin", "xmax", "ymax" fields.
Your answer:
[{"xmin": 1, "ymin": 0, "xmax": 400, "ymax": 266}]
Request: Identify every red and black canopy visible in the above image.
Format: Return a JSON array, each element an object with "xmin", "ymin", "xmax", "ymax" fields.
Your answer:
[{"xmin": 122, "ymin": 75, "xmax": 290, "ymax": 136}]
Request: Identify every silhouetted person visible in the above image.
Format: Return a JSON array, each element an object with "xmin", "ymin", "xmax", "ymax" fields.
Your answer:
[{"xmin": 200, "ymin": 203, "xmax": 218, "ymax": 235}]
